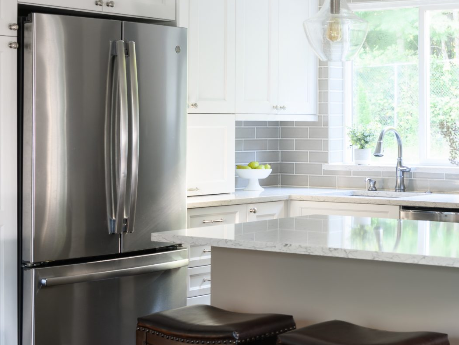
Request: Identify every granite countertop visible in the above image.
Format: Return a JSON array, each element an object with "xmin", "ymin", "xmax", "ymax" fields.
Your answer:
[
  {"xmin": 151, "ymin": 215, "xmax": 459, "ymax": 268},
  {"xmin": 187, "ymin": 187, "xmax": 459, "ymax": 209}
]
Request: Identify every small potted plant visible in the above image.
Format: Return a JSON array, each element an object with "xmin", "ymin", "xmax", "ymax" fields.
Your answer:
[
  {"xmin": 439, "ymin": 120, "xmax": 459, "ymax": 166},
  {"xmin": 347, "ymin": 125, "xmax": 376, "ymax": 165}
]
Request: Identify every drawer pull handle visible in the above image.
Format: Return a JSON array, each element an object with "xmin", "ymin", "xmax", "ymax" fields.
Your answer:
[
  {"xmin": 202, "ymin": 249, "xmax": 211, "ymax": 253},
  {"xmin": 249, "ymin": 208, "xmax": 257, "ymax": 214},
  {"xmin": 188, "ymin": 187, "xmax": 200, "ymax": 192},
  {"xmin": 203, "ymin": 278, "xmax": 211, "ymax": 282},
  {"xmin": 202, "ymin": 219, "xmax": 224, "ymax": 224}
]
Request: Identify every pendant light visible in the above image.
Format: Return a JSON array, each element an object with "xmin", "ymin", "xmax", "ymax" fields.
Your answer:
[{"xmin": 303, "ymin": 0, "xmax": 369, "ymax": 62}]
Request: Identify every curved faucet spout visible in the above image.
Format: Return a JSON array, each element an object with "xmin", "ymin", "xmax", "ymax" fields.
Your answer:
[
  {"xmin": 373, "ymin": 127, "xmax": 403, "ymax": 159},
  {"xmin": 373, "ymin": 127, "xmax": 410, "ymax": 192}
]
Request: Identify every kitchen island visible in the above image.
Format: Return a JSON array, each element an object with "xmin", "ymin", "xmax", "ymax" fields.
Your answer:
[{"xmin": 152, "ymin": 216, "xmax": 459, "ymax": 344}]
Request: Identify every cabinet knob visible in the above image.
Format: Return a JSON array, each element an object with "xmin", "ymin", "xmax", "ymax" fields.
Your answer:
[
  {"xmin": 273, "ymin": 105, "xmax": 279, "ymax": 110},
  {"xmin": 190, "ymin": 103, "xmax": 198, "ymax": 109},
  {"xmin": 106, "ymin": 1, "xmax": 115, "ymax": 7},
  {"xmin": 280, "ymin": 106, "xmax": 287, "ymax": 110},
  {"xmin": 249, "ymin": 208, "xmax": 257, "ymax": 214},
  {"xmin": 187, "ymin": 187, "xmax": 200, "ymax": 192},
  {"xmin": 95, "ymin": 0, "xmax": 103, "ymax": 6},
  {"xmin": 202, "ymin": 249, "xmax": 211, "ymax": 253},
  {"xmin": 8, "ymin": 42, "xmax": 19, "ymax": 49},
  {"xmin": 203, "ymin": 278, "xmax": 211, "ymax": 283},
  {"xmin": 9, "ymin": 23, "xmax": 19, "ymax": 31}
]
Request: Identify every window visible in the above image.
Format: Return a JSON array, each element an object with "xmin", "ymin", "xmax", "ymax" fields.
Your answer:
[{"xmin": 345, "ymin": 4, "xmax": 459, "ymax": 165}]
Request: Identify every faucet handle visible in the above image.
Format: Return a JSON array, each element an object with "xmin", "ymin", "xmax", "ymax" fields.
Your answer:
[
  {"xmin": 366, "ymin": 178, "xmax": 377, "ymax": 191},
  {"xmin": 400, "ymin": 166, "xmax": 411, "ymax": 173}
]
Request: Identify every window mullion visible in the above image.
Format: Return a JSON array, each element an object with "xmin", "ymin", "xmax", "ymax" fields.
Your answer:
[{"xmin": 418, "ymin": 7, "xmax": 430, "ymax": 164}]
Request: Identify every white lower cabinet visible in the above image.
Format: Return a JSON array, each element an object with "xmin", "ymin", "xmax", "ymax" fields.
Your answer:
[
  {"xmin": 247, "ymin": 201, "xmax": 285, "ymax": 222},
  {"xmin": 186, "ymin": 201, "xmax": 286, "ymax": 305},
  {"xmin": 187, "ymin": 204, "xmax": 246, "ymax": 228},
  {"xmin": 289, "ymin": 201, "xmax": 400, "ymax": 219},
  {"xmin": 186, "ymin": 294, "xmax": 211, "ymax": 306},
  {"xmin": 187, "ymin": 114, "xmax": 235, "ymax": 196},
  {"xmin": 187, "ymin": 265, "xmax": 211, "ymax": 298}
]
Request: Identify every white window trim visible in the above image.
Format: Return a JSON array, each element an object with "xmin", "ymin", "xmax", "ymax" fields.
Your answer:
[{"xmin": 344, "ymin": 2, "xmax": 459, "ymax": 166}]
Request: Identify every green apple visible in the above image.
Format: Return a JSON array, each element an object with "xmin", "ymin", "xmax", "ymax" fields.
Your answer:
[
  {"xmin": 255, "ymin": 165, "xmax": 265, "ymax": 169},
  {"xmin": 264, "ymin": 164, "xmax": 271, "ymax": 169},
  {"xmin": 248, "ymin": 161, "xmax": 260, "ymax": 169},
  {"xmin": 237, "ymin": 165, "xmax": 251, "ymax": 169}
]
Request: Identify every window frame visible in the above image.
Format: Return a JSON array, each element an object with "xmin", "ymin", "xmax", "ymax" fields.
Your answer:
[{"xmin": 344, "ymin": 0, "xmax": 459, "ymax": 166}]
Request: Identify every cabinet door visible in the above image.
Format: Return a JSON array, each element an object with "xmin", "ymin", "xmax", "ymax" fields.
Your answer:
[
  {"xmin": 0, "ymin": 0, "xmax": 17, "ymax": 37},
  {"xmin": 187, "ymin": 265, "xmax": 211, "ymax": 298},
  {"xmin": 18, "ymin": 0, "xmax": 104, "ymax": 12},
  {"xmin": 187, "ymin": 0, "xmax": 236, "ymax": 113},
  {"xmin": 278, "ymin": 0, "xmax": 318, "ymax": 115},
  {"xmin": 0, "ymin": 36, "xmax": 18, "ymax": 345},
  {"xmin": 187, "ymin": 205, "xmax": 246, "ymax": 228},
  {"xmin": 289, "ymin": 201, "xmax": 400, "ymax": 219},
  {"xmin": 187, "ymin": 114, "xmax": 235, "ymax": 196},
  {"xmin": 247, "ymin": 201, "xmax": 286, "ymax": 222},
  {"xmin": 235, "ymin": 0, "xmax": 279, "ymax": 114},
  {"xmin": 104, "ymin": 0, "xmax": 176, "ymax": 20}
]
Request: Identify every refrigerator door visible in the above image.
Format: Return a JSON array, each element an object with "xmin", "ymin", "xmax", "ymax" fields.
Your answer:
[
  {"xmin": 23, "ymin": 14, "xmax": 123, "ymax": 263},
  {"xmin": 122, "ymin": 23, "xmax": 187, "ymax": 252},
  {"xmin": 23, "ymin": 248, "xmax": 188, "ymax": 345}
]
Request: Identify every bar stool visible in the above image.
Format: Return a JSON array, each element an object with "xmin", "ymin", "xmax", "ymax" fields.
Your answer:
[
  {"xmin": 277, "ymin": 320, "xmax": 450, "ymax": 345},
  {"xmin": 137, "ymin": 305, "xmax": 296, "ymax": 345}
]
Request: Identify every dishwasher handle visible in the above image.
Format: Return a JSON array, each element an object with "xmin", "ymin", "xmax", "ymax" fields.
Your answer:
[{"xmin": 40, "ymin": 259, "xmax": 189, "ymax": 288}]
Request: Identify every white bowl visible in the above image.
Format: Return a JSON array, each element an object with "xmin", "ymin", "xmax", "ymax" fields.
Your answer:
[{"xmin": 236, "ymin": 169, "xmax": 272, "ymax": 191}]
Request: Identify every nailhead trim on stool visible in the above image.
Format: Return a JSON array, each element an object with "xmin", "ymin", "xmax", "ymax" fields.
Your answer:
[
  {"xmin": 136, "ymin": 305, "xmax": 296, "ymax": 345},
  {"xmin": 136, "ymin": 326, "xmax": 297, "ymax": 344}
]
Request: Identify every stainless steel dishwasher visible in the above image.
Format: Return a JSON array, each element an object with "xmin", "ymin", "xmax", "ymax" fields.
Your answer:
[{"xmin": 401, "ymin": 207, "xmax": 459, "ymax": 223}]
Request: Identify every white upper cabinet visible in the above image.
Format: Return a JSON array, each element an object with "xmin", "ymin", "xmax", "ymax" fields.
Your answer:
[
  {"xmin": 103, "ymin": 0, "xmax": 176, "ymax": 20},
  {"xmin": 235, "ymin": 0, "xmax": 278, "ymax": 115},
  {"xmin": 278, "ymin": 0, "xmax": 318, "ymax": 115},
  {"xmin": 18, "ymin": 0, "xmax": 106, "ymax": 13},
  {"xmin": 17, "ymin": 0, "xmax": 176, "ymax": 20},
  {"xmin": 0, "ymin": 0, "xmax": 18, "ymax": 36},
  {"xmin": 235, "ymin": 0, "xmax": 318, "ymax": 117},
  {"xmin": 187, "ymin": 114, "xmax": 235, "ymax": 196},
  {"xmin": 187, "ymin": 0, "xmax": 236, "ymax": 113}
]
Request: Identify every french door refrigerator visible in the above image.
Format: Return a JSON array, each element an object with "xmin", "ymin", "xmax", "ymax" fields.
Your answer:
[{"xmin": 21, "ymin": 13, "xmax": 187, "ymax": 345}]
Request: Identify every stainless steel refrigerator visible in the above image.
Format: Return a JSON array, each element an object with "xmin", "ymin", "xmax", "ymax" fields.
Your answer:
[{"xmin": 21, "ymin": 13, "xmax": 188, "ymax": 345}]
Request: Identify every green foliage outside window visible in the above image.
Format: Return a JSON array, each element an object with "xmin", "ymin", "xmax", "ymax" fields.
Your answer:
[{"xmin": 353, "ymin": 8, "xmax": 459, "ymax": 163}]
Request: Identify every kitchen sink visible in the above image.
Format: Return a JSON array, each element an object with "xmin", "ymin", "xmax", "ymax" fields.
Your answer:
[{"xmin": 325, "ymin": 191, "xmax": 428, "ymax": 199}]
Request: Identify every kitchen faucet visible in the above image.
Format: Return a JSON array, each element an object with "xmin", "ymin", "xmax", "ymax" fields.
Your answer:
[{"xmin": 373, "ymin": 127, "xmax": 411, "ymax": 192}]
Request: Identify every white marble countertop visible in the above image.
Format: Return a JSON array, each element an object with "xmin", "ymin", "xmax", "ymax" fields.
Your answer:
[
  {"xmin": 187, "ymin": 187, "xmax": 459, "ymax": 209},
  {"xmin": 152, "ymin": 216, "xmax": 459, "ymax": 268}
]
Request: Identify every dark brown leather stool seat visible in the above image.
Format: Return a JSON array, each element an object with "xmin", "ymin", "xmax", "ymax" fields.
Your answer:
[
  {"xmin": 277, "ymin": 321, "xmax": 450, "ymax": 345},
  {"xmin": 137, "ymin": 305, "xmax": 296, "ymax": 345}
]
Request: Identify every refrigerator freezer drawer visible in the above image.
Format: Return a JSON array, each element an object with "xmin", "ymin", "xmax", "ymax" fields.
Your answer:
[{"xmin": 23, "ymin": 249, "xmax": 188, "ymax": 345}]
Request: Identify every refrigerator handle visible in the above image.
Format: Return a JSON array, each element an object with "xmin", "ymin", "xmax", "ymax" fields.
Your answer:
[
  {"xmin": 126, "ymin": 41, "xmax": 140, "ymax": 234},
  {"xmin": 104, "ymin": 40, "xmax": 129, "ymax": 235},
  {"xmin": 40, "ymin": 259, "xmax": 189, "ymax": 287}
]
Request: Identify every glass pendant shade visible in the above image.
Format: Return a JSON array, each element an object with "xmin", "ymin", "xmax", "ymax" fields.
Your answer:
[{"xmin": 304, "ymin": 0, "xmax": 369, "ymax": 62}]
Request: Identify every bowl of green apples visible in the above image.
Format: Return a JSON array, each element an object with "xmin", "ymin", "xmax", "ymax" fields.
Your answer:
[{"xmin": 236, "ymin": 161, "xmax": 272, "ymax": 191}]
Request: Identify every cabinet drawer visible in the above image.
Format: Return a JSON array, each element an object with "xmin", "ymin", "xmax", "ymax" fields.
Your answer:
[
  {"xmin": 187, "ymin": 205, "xmax": 246, "ymax": 228},
  {"xmin": 289, "ymin": 201, "xmax": 400, "ymax": 219},
  {"xmin": 187, "ymin": 294, "xmax": 211, "ymax": 306},
  {"xmin": 187, "ymin": 265, "xmax": 211, "ymax": 298},
  {"xmin": 188, "ymin": 245, "xmax": 212, "ymax": 268}
]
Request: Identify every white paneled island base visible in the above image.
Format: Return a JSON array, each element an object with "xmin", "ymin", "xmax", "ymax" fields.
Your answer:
[{"xmin": 152, "ymin": 216, "xmax": 459, "ymax": 344}]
